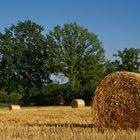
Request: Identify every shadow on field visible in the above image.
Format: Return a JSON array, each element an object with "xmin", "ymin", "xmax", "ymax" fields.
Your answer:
[{"xmin": 26, "ymin": 123, "xmax": 97, "ymax": 128}]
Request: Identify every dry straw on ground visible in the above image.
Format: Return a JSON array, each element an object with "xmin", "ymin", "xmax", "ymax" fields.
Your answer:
[
  {"xmin": 92, "ymin": 71, "xmax": 140, "ymax": 130},
  {"xmin": 71, "ymin": 99, "xmax": 85, "ymax": 108},
  {"xmin": 9, "ymin": 105, "xmax": 21, "ymax": 110}
]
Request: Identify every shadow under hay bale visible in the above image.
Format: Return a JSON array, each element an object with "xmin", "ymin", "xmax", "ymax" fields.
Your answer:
[
  {"xmin": 71, "ymin": 99, "xmax": 85, "ymax": 108},
  {"xmin": 9, "ymin": 105, "xmax": 21, "ymax": 110},
  {"xmin": 92, "ymin": 71, "xmax": 140, "ymax": 130}
]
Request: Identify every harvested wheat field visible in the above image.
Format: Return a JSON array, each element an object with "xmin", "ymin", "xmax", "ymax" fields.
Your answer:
[
  {"xmin": 0, "ymin": 106, "xmax": 140, "ymax": 140},
  {"xmin": 92, "ymin": 71, "xmax": 140, "ymax": 130}
]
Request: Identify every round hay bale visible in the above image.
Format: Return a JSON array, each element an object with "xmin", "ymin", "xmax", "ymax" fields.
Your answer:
[
  {"xmin": 71, "ymin": 99, "xmax": 85, "ymax": 108},
  {"xmin": 92, "ymin": 71, "xmax": 140, "ymax": 130},
  {"xmin": 9, "ymin": 105, "xmax": 21, "ymax": 110}
]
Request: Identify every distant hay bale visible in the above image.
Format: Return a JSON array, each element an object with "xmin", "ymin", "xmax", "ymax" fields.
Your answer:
[
  {"xmin": 92, "ymin": 71, "xmax": 140, "ymax": 130},
  {"xmin": 9, "ymin": 105, "xmax": 20, "ymax": 110},
  {"xmin": 71, "ymin": 99, "xmax": 85, "ymax": 108}
]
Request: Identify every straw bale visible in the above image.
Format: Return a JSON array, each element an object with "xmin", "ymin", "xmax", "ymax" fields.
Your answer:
[
  {"xmin": 9, "ymin": 105, "xmax": 21, "ymax": 110},
  {"xmin": 92, "ymin": 71, "xmax": 140, "ymax": 130},
  {"xmin": 71, "ymin": 99, "xmax": 85, "ymax": 108}
]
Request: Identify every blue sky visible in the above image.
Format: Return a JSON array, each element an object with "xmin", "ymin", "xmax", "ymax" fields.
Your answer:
[{"xmin": 0, "ymin": 0, "xmax": 140, "ymax": 60}]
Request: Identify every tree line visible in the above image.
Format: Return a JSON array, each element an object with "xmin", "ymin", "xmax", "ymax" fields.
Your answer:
[{"xmin": 0, "ymin": 20, "xmax": 140, "ymax": 106}]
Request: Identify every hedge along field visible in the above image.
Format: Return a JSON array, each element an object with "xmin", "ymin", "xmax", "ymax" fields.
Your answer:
[{"xmin": 0, "ymin": 106, "xmax": 139, "ymax": 140}]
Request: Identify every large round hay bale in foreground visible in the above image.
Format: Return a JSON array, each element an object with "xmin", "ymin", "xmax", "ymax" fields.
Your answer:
[
  {"xmin": 71, "ymin": 99, "xmax": 85, "ymax": 108},
  {"xmin": 92, "ymin": 71, "xmax": 140, "ymax": 130}
]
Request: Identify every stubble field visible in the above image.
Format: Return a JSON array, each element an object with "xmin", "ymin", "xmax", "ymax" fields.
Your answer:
[{"xmin": 0, "ymin": 106, "xmax": 139, "ymax": 140}]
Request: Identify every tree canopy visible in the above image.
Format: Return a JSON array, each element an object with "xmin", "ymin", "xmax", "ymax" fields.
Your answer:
[
  {"xmin": 0, "ymin": 20, "xmax": 139, "ymax": 105},
  {"xmin": 46, "ymin": 23, "xmax": 105, "ymax": 103},
  {"xmin": 113, "ymin": 48, "xmax": 140, "ymax": 72},
  {"xmin": 0, "ymin": 20, "xmax": 51, "ymax": 104}
]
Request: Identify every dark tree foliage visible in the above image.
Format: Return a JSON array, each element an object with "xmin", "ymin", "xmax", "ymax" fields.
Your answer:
[
  {"xmin": 113, "ymin": 48, "xmax": 140, "ymax": 72},
  {"xmin": 0, "ymin": 20, "xmax": 51, "ymax": 104},
  {"xmin": 1, "ymin": 21, "xmax": 139, "ymax": 106},
  {"xmin": 46, "ymin": 23, "xmax": 105, "ymax": 104},
  {"xmin": 103, "ymin": 60, "xmax": 117, "ymax": 76}
]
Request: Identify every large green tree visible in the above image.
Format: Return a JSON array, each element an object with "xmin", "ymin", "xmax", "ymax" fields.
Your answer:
[
  {"xmin": 47, "ymin": 23, "xmax": 105, "ymax": 103},
  {"xmin": 113, "ymin": 48, "xmax": 140, "ymax": 72},
  {"xmin": 0, "ymin": 20, "xmax": 51, "ymax": 104}
]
